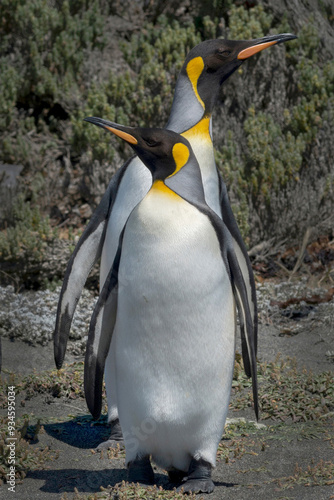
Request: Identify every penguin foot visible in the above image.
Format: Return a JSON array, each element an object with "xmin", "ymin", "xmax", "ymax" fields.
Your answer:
[
  {"xmin": 177, "ymin": 478, "xmax": 215, "ymax": 494},
  {"xmin": 176, "ymin": 457, "xmax": 214, "ymax": 494},
  {"xmin": 128, "ymin": 455, "xmax": 155, "ymax": 485},
  {"xmin": 167, "ymin": 468, "xmax": 187, "ymax": 484},
  {"xmin": 96, "ymin": 418, "xmax": 124, "ymax": 450}
]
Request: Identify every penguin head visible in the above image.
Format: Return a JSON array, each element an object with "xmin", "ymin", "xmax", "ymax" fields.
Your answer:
[
  {"xmin": 84, "ymin": 117, "xmax": 193, "ymax": 181},
  {"xmin": 181, "ymin": 33, "xmax": 297, "ymax": 114}
]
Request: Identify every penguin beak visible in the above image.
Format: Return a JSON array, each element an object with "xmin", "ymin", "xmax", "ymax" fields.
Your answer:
[
  {"xmin": 84, "ymin": 117, "xmax": 138, "ymax": 145},
  {"xmin": 237, "ymin": 33, "xmax": 297, "ymax": 60}
]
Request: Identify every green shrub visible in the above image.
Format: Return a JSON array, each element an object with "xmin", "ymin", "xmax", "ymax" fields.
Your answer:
[
  {"xmin": 228, "ymin": 4, "xmax": 273, "ymax": 39},
  {"xmin": 0, "ymin": 193, "xmax": 57, "ymax": 261},
  {"xmin": 0, "ymin": 1, "xmax": 333, "ymax": 254},
  {"xmin": 0, "ymin": 0, "xmax": 106, "ymax": 112},
  {"xmin": 0, "ymin": 416, "xmax": 58, "ymax": 484},
  {"xmin": 215, "ymin": 133, "xmax": 250, "ymax": 239},
  {"xmin": 0, "ymin": 0, "xmax": 107, "ymax": 164},
  {"xmin": 244, "ymin": 107, "xmax": 305, "ymax": 198}
]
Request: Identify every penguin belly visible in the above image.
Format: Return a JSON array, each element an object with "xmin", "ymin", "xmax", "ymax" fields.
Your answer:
[
  {"xmin": 101, "ymin": 150, "xmax": 222, "ymax": 423},
  {"xmin": 114, "ymin": 188, "xmax": 236, "ymax": 472}
]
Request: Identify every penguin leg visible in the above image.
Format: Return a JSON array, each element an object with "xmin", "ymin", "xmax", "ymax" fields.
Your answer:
[
  {"xmin": 96, "ymin": 418, "xmax": 124, "ymax": 450},
  {"xmin": 127, "ymin": 455, "xmax": 155, "ymax": 485},
  {"xmin": 177, "ymin": 458, "xmax": 214, "ymax": 494},
  {"xmin": 167, "ymin": 467, "xmax": 187, "ymax": 484}
]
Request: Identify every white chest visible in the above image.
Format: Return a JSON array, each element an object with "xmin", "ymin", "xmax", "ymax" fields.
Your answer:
[
  {"xmin": 119, "ymin": 188, "xmax": 224, "ymax": 296},
  {"xmin": 114, "ymin": 188, "xmax": 234, "ymax": 357},
  {"xmin": 114, "ymin": 188, "xmax": 236, "ymax": 471}
]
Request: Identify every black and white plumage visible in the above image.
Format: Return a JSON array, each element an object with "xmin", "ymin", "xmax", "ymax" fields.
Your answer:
[{"xmin": 54, "ymin": 33, "xmax": 297, "ymax": 448}]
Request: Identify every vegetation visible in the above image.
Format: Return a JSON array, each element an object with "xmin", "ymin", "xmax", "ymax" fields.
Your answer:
[
  {"xmin": 0, "ymin": 0, "xmax": 106, "ymax": 163},
  {"xmin": 0, "ymin": 416, "xmax": 58, "ymax": 485},
  {"xmin": 61, "ymin": 482, "xmax": 198, "ymax": 500},
  {"xmin": 0, "ymin": 362, "xmax": 86, "ymax": 409},
  {"xmin": 0, "ymin": 1, "xmax": 333, "ymax": 279},
  {"xmin": 0, "ymin": 192, "xmax": 57, "ymax": 261},
  {"xmin": 273, "ymin": 459, "xmax": 334, "ymax": 488},
  {"xmin": 243, "ymin": 23, "xmax": 334, "ymax": 202},
  {"xmin": 233, "ymin": 354, "xmax": 334, "ymax": 421},
  {"xmin": 228, "ymin": 3, "xmax": 273, "ymax": 39}
]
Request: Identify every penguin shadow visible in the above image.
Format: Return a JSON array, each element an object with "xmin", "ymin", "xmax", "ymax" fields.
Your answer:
[
  {"xmin": 43, "ymin": 414, "xmax": 111, "ymax": 449},
  {"xmin": 25, "ymin": 465, "xmax": 235, "ymax": 496},
  {"xmin": 31, "ymin": 414, "xmax": 128, "ymax": 494},
  {"xmin": 25, "ymin": 466, "xmax": 128, "ymax": 494},
  {"xmin": 37, "ymin": 415, "xmax": 169, "ymax": 494},
  {"xmin": 27, "ymin": 466, "xmax": 230, "ymax": 495}
]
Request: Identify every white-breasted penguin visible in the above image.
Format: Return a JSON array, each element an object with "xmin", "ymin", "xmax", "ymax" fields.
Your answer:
[
  {"xmin": 83, "ymin": 118, "xmax": 256, "ymax": 494},
  {"xmin": 54, "ymin": 33, "xmax": 297, "ymax": 447}
]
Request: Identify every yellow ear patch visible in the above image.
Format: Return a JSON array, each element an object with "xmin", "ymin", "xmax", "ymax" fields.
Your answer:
[
  {"xmin": 186, "ymin": 57, "xmax": 205, "ymax": 109},
  {"xmin": 170, "ymin": 142, "xmax": 190, "ymax": 177}
]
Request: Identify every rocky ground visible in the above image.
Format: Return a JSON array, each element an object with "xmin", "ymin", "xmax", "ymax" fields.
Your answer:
[{"xmin": 0, "ymin": 277, "xmax": 333, "ymax": 499}]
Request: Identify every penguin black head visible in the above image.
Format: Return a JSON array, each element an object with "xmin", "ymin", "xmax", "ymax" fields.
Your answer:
[
  {"xmin": 181, "ymin": 33, "xmax": 297, "ymax": 113},
  {"xmin": 84, "ymin": 117, "xmax": 194, "ymax": 181}
]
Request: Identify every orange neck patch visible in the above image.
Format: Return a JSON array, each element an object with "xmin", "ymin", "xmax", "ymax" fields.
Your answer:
[
  {"xmin": 181, "ymin": 116, "xmax": 211, "ymax": 143},
  {"xmin": 150, "ymin": 180, "xmax": 178, "ymax": 198}
]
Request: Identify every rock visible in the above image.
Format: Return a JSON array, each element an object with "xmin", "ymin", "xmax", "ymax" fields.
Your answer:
[{"xmin": 79, "ymin": 203, "xmax": 93, "ymax": 219}]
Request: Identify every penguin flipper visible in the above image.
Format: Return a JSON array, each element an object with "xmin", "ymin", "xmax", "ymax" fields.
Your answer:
[
  {"xmin": 227, "ymin": 245, "xmax": 259, "ymax": 420},
  {"xmin": 218, "ymin": 174, "xmax": 258, "ymax": 371},
  {"xmin": 54, "ymin": 163, "xmax": 128, "ymax": 370},
  {"xmin": 191, "ymin": 204, "xmax": 259, "ymax": 419},
  {"xmin": 84, "ymin": 230, "xmax": 124, "ymax": 420}
]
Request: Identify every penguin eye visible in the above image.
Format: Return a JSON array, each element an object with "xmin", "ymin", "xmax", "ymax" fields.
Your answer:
[
  {"xmin": 143, "ymin": 138, "xmax": 159, "ymax": 147},
  {"xmin": 217, "ymin": 49, "xmax": 231, "ymax": 58}
]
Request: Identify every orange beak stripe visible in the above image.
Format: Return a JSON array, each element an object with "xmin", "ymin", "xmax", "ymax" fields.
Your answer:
[
  {"xmin": 104, "ymin": 126, "xmax": 138, "ymax": 145},
  {"xmin": 237, "ymin": 40, "xmax": 277, "ymax": 60}
]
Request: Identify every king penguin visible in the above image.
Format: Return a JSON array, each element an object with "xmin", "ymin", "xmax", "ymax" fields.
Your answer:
[
  {"xmin": 83, "ymin": 118, "xmax": 256, "ymax": 494},
  {"xmin": 54, "ymin": 33, "xmax": 297, "ymax": 447}
]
